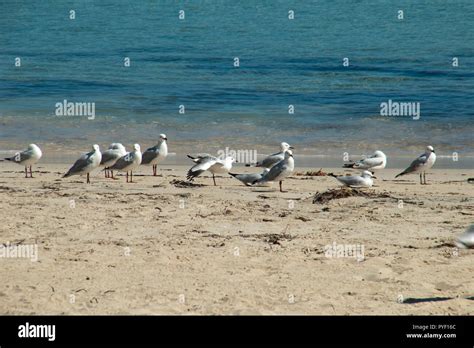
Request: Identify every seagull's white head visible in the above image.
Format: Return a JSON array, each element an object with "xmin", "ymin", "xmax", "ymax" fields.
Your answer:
[
  {"xmin": 426, "ymin": 145, "xmax": 435, "ymax": 153},
  {"xmin": 109, "ymin": 143, "xmax": 125, "ymax": 151},
  {"xmin": 373, "ymin": 150, "xmax": 386, "ymax": 158},
  {"xmin": 28, "ymin": 144, "xmax": 41, "ymax": 152},
  {"xmin": 280, "ymin": 142, "xmax": 294, "ymax": 151},
  {"xmin": 92, "ymin": 144, "xmax": 100, "ymax": 152},
  {"xmin": 224, "ymin": 156, "xmax": 236, "ymax": 163},
  {"xmin": 133, "ymin": 144, "xmax": 141, "ymax": 152},
  {"xmin": 362, "ymin": 170, "xmax": 375, "ymax": 178},
  {"xmin": 159, "ymin": 134, "xmax": 168, "ymax": 141}
]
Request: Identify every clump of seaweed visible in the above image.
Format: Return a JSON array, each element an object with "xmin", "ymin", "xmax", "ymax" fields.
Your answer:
[
  {"xmin": 170, "ymin": 179, "xmax": 205, "ymax": 188},
  {"xmin": 295, "ymin": 168, "xmax": 328, "ymax": 176},
  {"xmin": 312, "ymin": 188, "xmax": 393, "ymax": 204}
]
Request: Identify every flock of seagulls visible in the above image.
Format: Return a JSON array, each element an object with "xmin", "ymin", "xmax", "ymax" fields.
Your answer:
[
  {"xmin": 60, "ymin": 134, "xmax": 168, "ymax": 183},
  {"xmin": 1, "ymin": 140, "xmax": 437, "ymax": 189},
  {"xmin": 2, "ymin": 141, "xmax": 472, "ymax": 247}
]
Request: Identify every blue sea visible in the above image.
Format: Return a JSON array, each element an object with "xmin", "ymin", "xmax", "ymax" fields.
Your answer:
[{"xmin": 0, "ymin": 0, "xmax": 473, "ymax": 166}]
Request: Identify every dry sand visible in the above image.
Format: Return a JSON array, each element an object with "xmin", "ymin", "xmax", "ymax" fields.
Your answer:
[{"xmin": 0, "ymin": 162, "xmax": 473, "ymax": 315}]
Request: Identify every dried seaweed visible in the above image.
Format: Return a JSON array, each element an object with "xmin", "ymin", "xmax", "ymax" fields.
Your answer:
[{"xmin": 312, "ymin": 188, "xmax": 393, "ymax": 204}]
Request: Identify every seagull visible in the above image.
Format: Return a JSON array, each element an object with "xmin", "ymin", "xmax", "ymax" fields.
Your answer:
[
  {"xmin": 252, "ymin": 150, "xmax": 294, "ymax": 192},
  {"xmin": 343, "ymin": 150, "xmax": 387, "ymax": 172},
  {"xmin": 100, "ymin": 143, "xmax": 126, "ymax": 179},
  {"xmin": 141, "ymin": 134, "xmax": 168, "ymax": 176},
  {"xmin": 246, "ymin": 142, "xmax": 293, "ymax": 168},
  {"xmin": 186, "ymin": 154, "xmax": 235, "ymax": 186},
  {"xmin": 108, "ymin": 144, "xmax": 142, "ymax": 183},
  {"xmin": 63, "ymin": 144, "xmax": 102, "ymax": 184},
  {"xmin": 2, "ymin": 144, "xmax": 42, "ymax": 178},
  {"xmin": 329, "ymin": 170, "xmax": 375, "ymax": 188},
  {"xmin": 395, "ymin": 146, "xmax": 436, "ymax": 184},
  {"xmin": 455, "ymin": 224, "xmax": 474, "ymax": 249},
  {"xmin": 229, "ymin": 168, "xmax": 270, "ymax": 186}
]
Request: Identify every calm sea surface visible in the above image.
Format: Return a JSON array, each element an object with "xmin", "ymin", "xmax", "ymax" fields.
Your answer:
[{"xmin": 0, "ymin": 0, "xmax": 473, "ymax": 166}]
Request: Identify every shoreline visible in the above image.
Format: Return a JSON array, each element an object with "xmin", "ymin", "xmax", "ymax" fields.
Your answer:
[{"xmin": 0, "ymin": 147, "xmax": 473, "ymax": 169}]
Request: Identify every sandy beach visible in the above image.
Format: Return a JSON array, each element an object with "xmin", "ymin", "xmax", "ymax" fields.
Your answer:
[{"xmin": 0, "ymin": 162, "xmax": 473, "ymax": 315}]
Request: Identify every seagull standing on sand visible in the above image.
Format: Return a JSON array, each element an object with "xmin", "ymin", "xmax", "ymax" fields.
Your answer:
[
  {"xmin": 329, "ymin": 170, "xmax": 375, "ymax": 188},
  {"xmin": 186, "ymin": 154, "xmax": 235, "ymax": 186},
  {"xmin": 141, "ymin": 134, "xmax": 168, "ymax": 176},
  {"xmin": 343, "ymin": 150, "xmax": 387, "ymax": 172},
  {"xmin": 395, "ymin": 146, "xmax": 436, "ymax": 184},
  {"xmin": 252, "ymin": 150, "xmax": 294, "ymax": 192},
  {"xmin": 109, "ymin": 144, "xmax": 142, "ymax": 183},
  {"xmin": 246, "ymin": 142, "xmax": 293, "ymax": 168},
  {"xmin": 100, "ymin": 143, "xmax": 126, "ymax": 179},
  {"xmin": 2, "ymin": 144, "xmax": 42, "ymax": 178},
  {"xmin": 63, "ymin": 144, "xmax": 102, "ymax": 184},
  {"xmin": 229, "ymin": 168, "xmax": 270, "ymax": 186}
]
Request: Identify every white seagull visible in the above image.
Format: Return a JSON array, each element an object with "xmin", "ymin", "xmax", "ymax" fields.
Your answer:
[
  {"xmin": 229, "ymin": 168, "xmax": 270, "ymax": 186},
  {"xmin": 330, "ymin": 170, "xmax": 375, "ymax": 188},
  {"xmin": 100, "ymin": 143, "xmax": 126, "ymax": 179},
  {"xmin": 186, "ymin": 154, "xmax": 235, "ymax": 186},
  {"xmin": 246, "ymin": 142, "xmax": 293, "ymax": 168},
  {"xmin": 109, "ymin": 144, "xmax": 142, "ymax": 183},
  {"xmin": 141, "ymin": 134, "xmax": 168, "ymax": 176},
  {"xmin": 252, "ymin": 150, "xmax": 295, "ymax": 192},
  {"xmin": 395, "ymin": 146, "xmax": 436, "ymax": 184},
  {"xmin": 63, "ymin": 144, "xmax": 102, "ymax": 184},
  {"xmin": 3, "ymin": 144, "xmax": 42, "ymax": 178},
  {"xmin": 343, "ymin": 150, "xmax": 387, "ymax": 172}
]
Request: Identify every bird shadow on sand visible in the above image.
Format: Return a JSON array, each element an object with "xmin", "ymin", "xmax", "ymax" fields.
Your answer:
[
  {"xmin": 251, "ymin": 189, "xmax": 279, "ymax": 193},
  {"xmin": 401, "ymin": 297, "xmax": 454, "ymax": 304}
]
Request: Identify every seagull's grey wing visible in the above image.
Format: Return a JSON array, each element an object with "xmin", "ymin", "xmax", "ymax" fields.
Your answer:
[
  {"xmin": 190, "ymin": 157, "xmax": 217, "ymax": 172},
  {"xmin": 109, "ymin": 154, "xmax": 132, "ymax": 170},
  {"xmin": 258, "ymin": 161, "xmax": 286, "ymax": 182},
  {"xmin": 186, "ymin": 157, "xmax": 218, "ymax": 181},
  {"xmin": 141, "ymin": 146, "xmax": 159, "ymax": 165},
  {"xmin": 229, "ymin": 172, "xmax": 263, "ymax": 185},
  {"xmin": 257, "ymin": 152, "xmax": 284, "ymax": 168},
  {"xmin": 358, "ymin": 157, "xmax": 384, "ymax": 168},
  {"xmin": 65, "ymin": 151, "xmax": 93, "ymax": 176},
  {"xmin": 187, "ymin": 154, "xmax": 215, "ymax": 163},
  {"xmin": 100, "ymin": 151, "xmax": 120, "ymax": 165},
  {"xmin": 337, "ymin": 175, "xmax": 364, "ymax": 186},
  {"xmin": 397, "ymin": 153, "xmax": 428, "ymax": 176},
  {"xmin": 6, "ymin": 149, "xmax": 34, "ymax": 163}
]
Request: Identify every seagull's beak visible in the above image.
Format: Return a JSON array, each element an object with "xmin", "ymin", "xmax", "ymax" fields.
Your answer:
[
  {"xmin": 372, "ymin": 176, "xmax": 377, "ymax": 179},
  {"xmin": 289, "ymin": 146, "xmax": 295, "ymax": 150},
  {"xmin": 432, "ymin": 150, "xmax": 435, "ymax": 153}
]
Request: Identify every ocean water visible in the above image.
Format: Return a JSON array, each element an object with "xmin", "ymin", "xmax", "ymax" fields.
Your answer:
[{"xmin": 0, "ymin": 0, "xmax": 473, "ymax": 166}]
